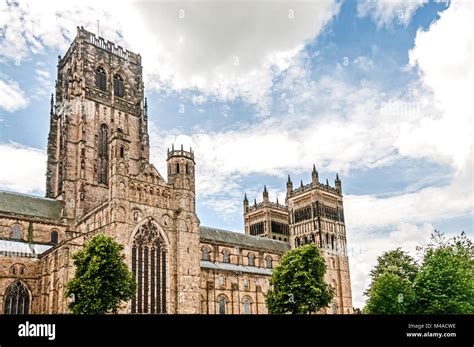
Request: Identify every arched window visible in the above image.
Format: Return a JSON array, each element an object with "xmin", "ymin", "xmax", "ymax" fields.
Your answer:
[
  {"xmin": 218, "ymin": 296, "xmax": 226, "ymax": 314},
  {"xmin": 185, "ymin": 163, "xmax": 189, "ymax": 174},
  {"xmin": 4, "ymin": 281, "xmax": 30, "ymax": 314},
  {"xmin": 247, "ymin": 253, "xmax": 255, "ymax": 266},
  {"xmin": 223, "ymin": 249, "xmax": 230, "ymax": 263},
  {"xmin": 98, "ymin": 124, "xmax": 108, "ymax": 184},
  {"xmin": 218, "ymin": 275, "xmax": 225, "ymax": 287},
  {"xmin": 120, "ymin": 146, "xmax": 125, "ymax": 158},
  {"xmin": 242, "ymin": 298, "xmax": 251, "ymax": 314},
  {"xmin": 202, "ymin": 247, "xmax": 210, "ymax": 261},
  {"xmin": 11, "ymin": 224, "xmax": 22, "ymax": 239},
  {"xmin": 131, "ymin": 220, "xmax": 167, "ymax": 314},
  {"xmin": 243, "ymin": 278, "xmax": 249, "ymax": 290},
  {"xmin": 95, "ymin": 66, "xmax": 107, "ymax": 92},
  {"xmin": 176, "ymin": 163, "xmax": 180, "ymax": 174},
  {"xmin": 10, "ymin": 266, "xmax": 16, "ymax": 275},
  {"xmin": 332, "ymin": 302, "xmax": 337, "ymax": 314},
  {"xmin": 265, "ymin": 256, "xmax": 273, "ymax": 269},
  {"xmin": 113, "ymin": 74, "xmax": 124, "ymax": 97},
  {"xmin": 50, "ymin": 230, "xmax": 58, "ymax": 244}
]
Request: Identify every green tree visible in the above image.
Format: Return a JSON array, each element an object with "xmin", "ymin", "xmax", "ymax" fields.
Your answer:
[
  {"xmin": 414, "ymin": 231, "xmax": 474, "ymax": 314},
  {"xmin": 65, "ymin": 234, "xmax": 135, "ymax": 314},
  {"xmin": 266, "ymin": 244, "xmax": 334, "ymax": 314},
  {"xmin": 364, "ymin": 248, "xmax": 418, "ymax": 296},
  {"xmin": 364, "ymin": 272, "xmax": 416, "ymax": 314}
]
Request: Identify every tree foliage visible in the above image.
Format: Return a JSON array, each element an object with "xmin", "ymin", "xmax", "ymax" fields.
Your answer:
[
  {"xmin": 364, "ymin": 248, "xmax": 417, "ymax": 297},
  {"xmin": 65, "ymin": 234, "xmax": 135, "ymax": 314},
  {"xmin": 364, "ymin": 272, "xmax": 416, "ymax": 314},
  {"xmin": 364, "ymin": 231, "xmax": 473, "ymax": 314},
  {"xmin": 414, "ymin": 231, "xmax": 474, "ymax": 314},
  {"xmin": 266, "ymin": 244, "xmax": 334, "ymax": 314}
]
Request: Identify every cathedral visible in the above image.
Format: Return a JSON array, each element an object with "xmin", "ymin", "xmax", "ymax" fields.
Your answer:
[{"xmin": 0, "ymin": 27, "xmax": 352, "ymax": 314}]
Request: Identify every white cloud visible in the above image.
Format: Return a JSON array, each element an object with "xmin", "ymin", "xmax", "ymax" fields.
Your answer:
[
  {"xmin": 353, "ymin": 56, "xmax": 374, "ymax": 71},
  {"xmin": 0, "ymin": 78, "xmax": 28, "ymax": 112},
  {"xmin": 191, "ymin": 95, "xmax": 207, "ymax": 105},
  {"xmin": 357, "ymin": 0, "xmax": 432, "ymax": 27},
  {"xmin": 0, "ymin": 143, "xmax": 46, "ymax": 194},
  {"xmin": 403, "ymin": 0, "xmax": 473, "ymax": 172},
  {"xmin": 0, "ymin": 0, "xmax": 340, "ymax": 112},
  {"xmin": 344, "ymin": 155, "xmax": 473, "ymax": 232}
]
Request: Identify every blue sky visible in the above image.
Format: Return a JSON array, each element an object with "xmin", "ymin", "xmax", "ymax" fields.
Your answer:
[{"xmin": 0, "ymin": 0, "xmax": 472, "ymax": 308}]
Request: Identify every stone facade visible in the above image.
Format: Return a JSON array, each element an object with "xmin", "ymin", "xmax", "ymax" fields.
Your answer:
[
  {"xmin": 242, "ymin": 165, "xmax": 353, "ymax": 314},
  {"xmin": 0, "ymin": 27, "xmax": 352, "ymax": 314}
]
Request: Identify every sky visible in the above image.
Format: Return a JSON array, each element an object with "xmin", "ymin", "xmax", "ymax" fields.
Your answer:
[{"xmin": 0, "ymin": 0, "xmax": 472, "ymax": 309}]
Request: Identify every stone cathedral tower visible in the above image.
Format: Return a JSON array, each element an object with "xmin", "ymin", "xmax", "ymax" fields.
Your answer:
[
  {"xmin": 42, "ymin": 26, "xmax": 202, "ymax": 313},
  {"xmin": 243, "ymin": 165, "xmax": 353, "ymax": 314},
  {"xmin": 45, "ymin": 26, "xmax": 148, "ymax": 219}
]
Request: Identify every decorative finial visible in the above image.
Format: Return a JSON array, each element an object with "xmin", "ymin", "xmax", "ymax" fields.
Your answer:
[
  {"xmin": 254, "ymin": 199, "xmax": 257, "ymax": 206},
  {"xmin": 244, "ymin": 193, "xmax": 248, "ymax": 202},
  {"xmin": 300, "ymin": 180, "xmax": 304, "ymax": 187},
  {"xmin": 287, "ymin": 175, "xmax": 292, "ymax": 184},
  {"xmin": 312, "ymin": 164, "xmax": 317, "ymax": 173},
  {"xmin": 264, "ymin": 185, "xmax": 267, "ymax": 193},
  {"xmin": 326, "ymin": 178, "xmax": 329, "ymax": 186},
  {"xmin": 336, "ymin": 173, "xmax": 340, "ymax": 181}
]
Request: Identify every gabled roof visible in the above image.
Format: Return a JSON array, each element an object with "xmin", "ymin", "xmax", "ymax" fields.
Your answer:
[
  {"xmin": 0, "ymin": 191, "xmax": 63, "ymax": 221},
  {"xmin": 200, "ymin": 226, "xmax": 290, "ymax": 253}
]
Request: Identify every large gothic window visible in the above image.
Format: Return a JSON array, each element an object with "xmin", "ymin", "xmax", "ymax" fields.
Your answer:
[
  {"xmin": 4, "ymin": 281, "xmax": 30, "ymax": 314},
  {"xmin": 95, "ymin": 66, "xmax": 107, "ymax": 92},
  {"xmin": 131, "ymin": 220, "xmax": 167, "ymax": 314},
  {"xmin": 113, "ymin": 74, "xmax": 124, "ymax": 97},
  {"xmin": 98, "ymin": 124, "xmax": 108, "ymax": 185}
]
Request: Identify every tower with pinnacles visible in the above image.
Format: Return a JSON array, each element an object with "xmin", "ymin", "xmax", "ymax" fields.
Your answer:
[{"xmin": 243, "ymin": 165, "xmax": 353, "ymax": 313}]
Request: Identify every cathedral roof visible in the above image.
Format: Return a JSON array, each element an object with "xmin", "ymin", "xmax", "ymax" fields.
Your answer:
[
  {"xmin": 0, "ymin": 239, "xmax": 52, "ymax": 258},
  {"xmin": 0, "ymin": 191, "xmax": 63, "ymax": 222},
  {"xmin": 200, "ymin": 226, "xmax": 290, "ymax": 253},
  {"xmin": 200, "ymin": 260, "xmax": 273, "ymax": 276}
]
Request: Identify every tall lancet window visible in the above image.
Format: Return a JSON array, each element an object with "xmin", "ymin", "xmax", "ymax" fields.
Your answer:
[
  {"xmin": 4, "ymin": 281, "xmax": 30, "ymax": 314},
  {"xmin": 95, "ymin": 66, "xmax": 107, "ymax": 92},
  {"xmin": 131, "ymin": 220, "xmax": 167, "ymax": 314},
  {"xmin": 98, "ymin": 124, "xmax": 108, "ymax": 185},
  {"xmin": 113, "ymin": 74, "xmax": 124, "ymax": 97}
]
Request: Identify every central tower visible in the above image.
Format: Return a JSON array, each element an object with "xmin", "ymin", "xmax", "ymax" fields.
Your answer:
[{"xmin": 46, "ymin": 26, "xmax": 149, "ymax": 220}]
